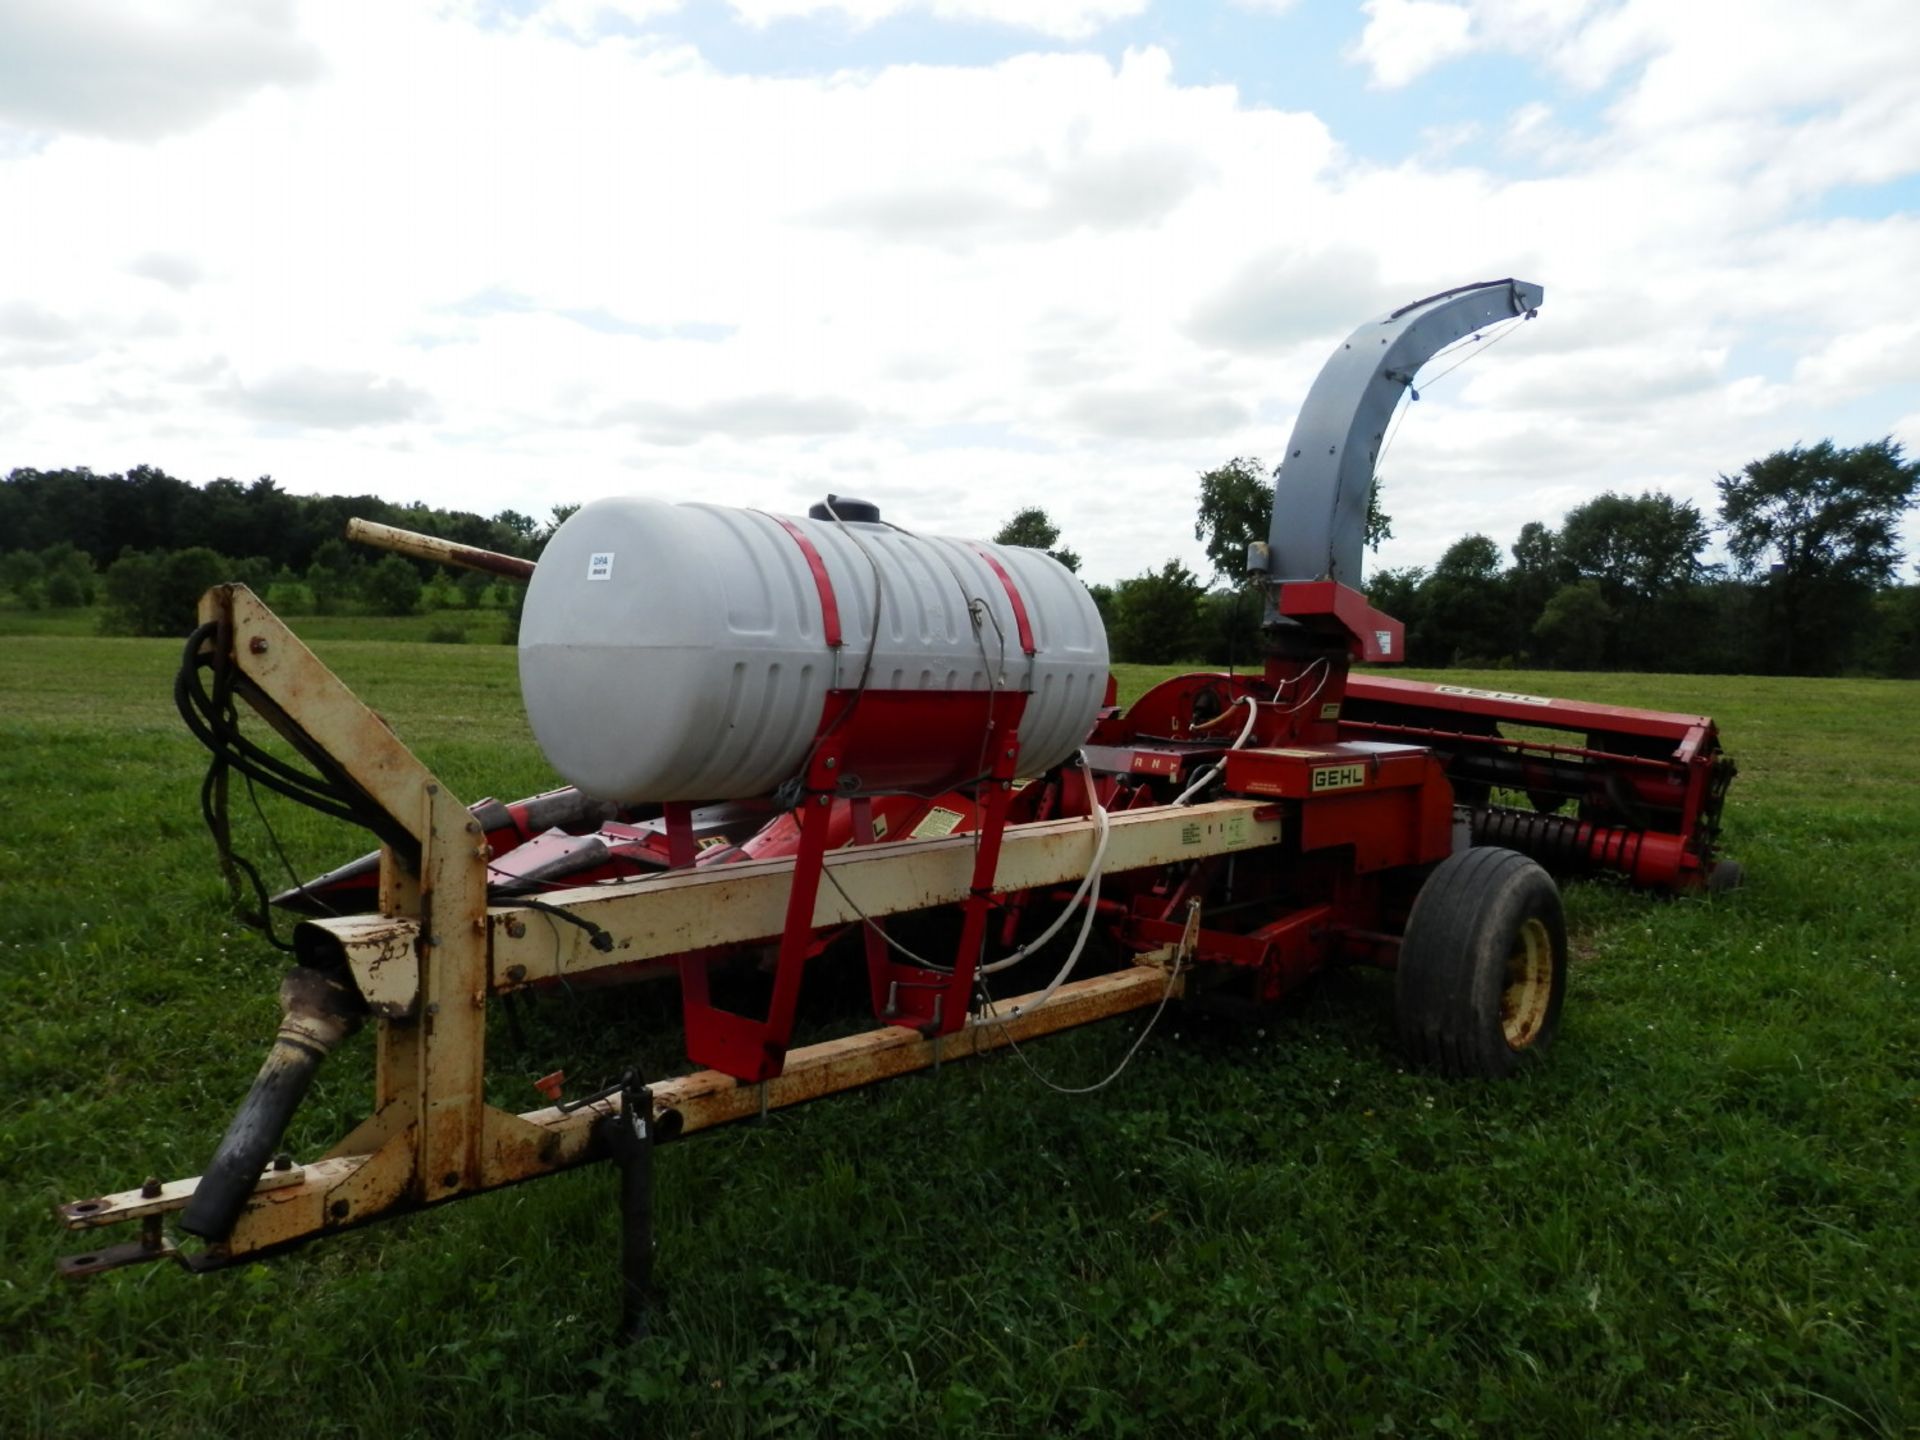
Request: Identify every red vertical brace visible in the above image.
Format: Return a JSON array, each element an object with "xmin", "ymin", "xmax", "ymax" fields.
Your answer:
[
  {"xmin": 848, "ymin": 797, "xmax": 897, "ymax": 1021},
  {"xmin": 663, "ymin": 801, "xmax": 697, "ymax": 870},
  {"xmin": 874, "ymin": 718, "xmax": 1022, "ymax": 1036},
  {"xmin": 679, "ymin": 741, "xmax": 843, "ymax": 1082}
]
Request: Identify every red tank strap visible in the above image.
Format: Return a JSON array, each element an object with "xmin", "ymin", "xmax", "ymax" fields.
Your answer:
[
  {"xmin": 767, "ymin": 516, "xmax": 843, "ymax": 649},
  {"xmin": 968, "ymin": 545, "xmax": 1037, "ymax": 657}
]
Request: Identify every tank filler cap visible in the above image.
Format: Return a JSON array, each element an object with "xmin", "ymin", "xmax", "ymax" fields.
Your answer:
[{"xmin": 808, "ymin": 494, "xmax": 881, "ymax": 524}]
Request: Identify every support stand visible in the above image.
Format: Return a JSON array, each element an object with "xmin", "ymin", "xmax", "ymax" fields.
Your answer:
[
  {"xmin": 866, "ymin": 721, "xmax": 1021, "ymax": 1036},
  {"xmin": 593, "ymin": 1075, "xmax": 655, "ymax": 1344}
]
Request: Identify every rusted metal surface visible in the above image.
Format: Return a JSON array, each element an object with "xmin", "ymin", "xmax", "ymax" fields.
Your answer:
[
  {"xmin": 300, "ymin": 799, "xmax": 1277, "ymax": 993},
  {"xmin": 60, "ymin": 1163, "xmax": 307, "ymax": 1230},
  {"xmin": 415, "ymin": 781, "xmax": 492, "ymax": 1201},
  {"xmin": 345, "ymin": 517, "xmax": 536, "ymax": 581},
  {"xmin": 59, "ymin": 964, "xmax": 1179, "ymax": 1272},
  {"xmin": 106, "ymin": 587, "xmax": 501, "ymax": 1263},
  {"xmin": 57, "ymin": 1234, "xmax": 179, "ymax": 1279},
  {"xmin": 209, "ymin": 586, "xmax": 440, "ymax": 843},
  {"xmin": 636, "ymin": 960, "xmax": 1183, "ymax": 1140},
  {"xmin": 1501, "ymin": 916, "xmax": 1554, "ymax": 1048},
  {"xmin": 320, "ymin": 913, "xmax": 420, "ymax": 1017}
]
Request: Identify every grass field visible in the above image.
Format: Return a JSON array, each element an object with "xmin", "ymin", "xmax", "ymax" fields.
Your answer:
[{"xmin": 1, "ymin": 622, "xmax": 1915, "ymax": 1438}]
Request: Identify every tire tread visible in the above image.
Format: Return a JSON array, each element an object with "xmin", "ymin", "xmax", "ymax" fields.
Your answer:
[{"xmin": 1395, "ymin": 847, "xmax": 1567, "ymax": 1079}]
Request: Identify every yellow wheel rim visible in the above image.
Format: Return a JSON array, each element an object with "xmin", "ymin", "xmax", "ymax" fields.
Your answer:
[{"xmin": 1501, "ymin": 917, "xmax": 1554, "ymax": 1049}]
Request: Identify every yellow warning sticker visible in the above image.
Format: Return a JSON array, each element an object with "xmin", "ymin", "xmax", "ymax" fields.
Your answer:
[
  {"xmin": 695, "ymin": 834, "xmax": 730, "ymax": 852},
  {"xmin": 911, "ymin": 806, "xmax": 965, "ymax": 838},
  {"xmin": 870, "ymin": 814, "xmax": 889, "ymax": 839},
  {"xmin": 1320, "ymin": 703, "xmax": 1341, "ymax": 721},
  {"xmin": 1310, "ymin": 763, "xmax": 1367, "ymax": 793}
]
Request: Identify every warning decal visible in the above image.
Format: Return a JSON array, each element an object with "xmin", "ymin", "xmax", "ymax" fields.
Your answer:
[{"xmin": 911, "ymin": 806, "xmax": 965, "ymax": 838}]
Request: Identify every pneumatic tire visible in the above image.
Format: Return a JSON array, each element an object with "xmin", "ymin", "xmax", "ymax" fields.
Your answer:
[{"xmin": 1396, "ymin": 847, "xmax": 1567, "ymax": 1079}]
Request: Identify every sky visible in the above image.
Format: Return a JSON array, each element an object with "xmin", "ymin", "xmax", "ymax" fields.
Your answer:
[{"xmin": 2, "ymin": 0, "xmax": 1917, "ymax": 586}]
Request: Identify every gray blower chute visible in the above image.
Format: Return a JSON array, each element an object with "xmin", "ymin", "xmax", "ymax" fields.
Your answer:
[{"xmin": 1260, "ymin": 277, "xmax": 1543, "ymax": 617}]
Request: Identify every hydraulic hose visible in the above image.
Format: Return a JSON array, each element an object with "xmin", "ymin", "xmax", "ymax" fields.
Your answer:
[{"xmin": 179, "ymin": 967, "xmax": 365, "ymax": 1240}]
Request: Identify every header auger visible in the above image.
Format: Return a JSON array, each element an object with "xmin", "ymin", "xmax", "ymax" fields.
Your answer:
[{"xmin": 58, "ymin": 280, "xmax": 1737, "ymax": 1337}]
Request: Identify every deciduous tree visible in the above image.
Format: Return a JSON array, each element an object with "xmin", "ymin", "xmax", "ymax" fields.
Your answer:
[
  {"xmin": 103, "ymin": 547, "xmax": 232, "ymax": 636},
  {"xmin": 1559, "ymin": 491, "xmax": 1709, "ymax": 608},
  {"xmin": 1558, "ymin": 490, "xmax": 1709, "ymax": 665},
  {"xmin": 1109, "ymin": 560, "xmax": 1205, "ymax": 663},
  {"xmin": 992, "ymin": 507, "xmax": 1081, "ymax": 573},
  {"xmin": 1533, "ymin": 580, "xmax": 1613, "ymax": 669},
  {"xmin": 361, "ymin": 554, "xmax": 424, "ymax": 616},
  {"xmin": 1717, "ymin": 438, "xmax": 1920, "ymax": 672},
  {"xmin": 1195, "ymin": 457, "xmax": 1390, "ymax": 585},
  {"xmin": 1416, "ymin": 535, "xmax": 1511, "ymax": 664}
]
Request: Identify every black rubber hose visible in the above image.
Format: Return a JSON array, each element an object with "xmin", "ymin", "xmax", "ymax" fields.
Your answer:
[{"xmin": 180, "ymin": 968, "xmax": 365, "ymax": 1241}]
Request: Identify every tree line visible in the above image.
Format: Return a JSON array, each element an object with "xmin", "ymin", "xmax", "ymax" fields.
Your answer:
[
  {"xmin": 7, "ymin": 448, "xmax": 1918, "ymax": 676},
  {"xmin": 1063, "ymin": 438, "xmax": 1919, "ymax": 678},
  {"xmin": 0, "ymin": 465, "xmax": 562, "ymax": 635}
]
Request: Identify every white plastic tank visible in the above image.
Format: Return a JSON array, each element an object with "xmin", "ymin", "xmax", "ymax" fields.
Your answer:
[{"xmin": 518, "ymin": 496, "xmax": 1110, "ymax": 803}]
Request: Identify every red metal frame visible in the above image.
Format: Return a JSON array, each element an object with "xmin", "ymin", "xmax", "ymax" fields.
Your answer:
[
  {"xmin": 277, "ymin": 577, "xmax": 1735, "ymax": 1095},
  {"xmin": 1341, "ymin": 674, "xmax": 1735, "ymax": 891}
]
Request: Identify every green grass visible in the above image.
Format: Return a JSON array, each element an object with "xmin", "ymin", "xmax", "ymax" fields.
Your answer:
[
  {"xmin": 1, "ymin": 637, "xmax": 1915, "ymax": 1437},
  {"xmin": 0, "ymin": 603, "xmax": 513, "ymax": 643}
]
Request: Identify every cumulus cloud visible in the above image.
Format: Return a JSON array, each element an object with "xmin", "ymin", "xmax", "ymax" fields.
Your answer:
[
  {"xmin": 1350, "ymin": 0, "xmax": 1475, "ymax": 88},
  {"xmin": 0, "ymin": 1, "xmax": 1914, "ymax": 582},
  {"xmin": 128, "ymin": 252, "xmax": 205, "ymax": 290},
  {"xmin": 446, "ymin": 287, "xmax": 734, "ymax": 341},
  {"xmin": 224, "ymin": 368, "xmax": 432, "ymax": 429},
  {"xmin": 1187, "ymin": 250, "xmax": 1389, "ymax": 354},
  {"xmin": 1059, "ymin": 389, "xmax": 1251, "ymax": 440},
  {"xmin": 539, "ymin": 0, "xmax": 685, "ymax": 38},
  {"xmin": 603, "ymin": 393, "xmax": 869, "ymax": 444},
  {"xmin": 1792, "ymin": 323, "xmax": 1920, "ymax": 404},
  {"xmin": 1462, "ymin": 342, "xmax": 1727, "ymax": 413},
  {"xmin": 725, "ymin": 0, "xmax": 1146, "ymax": 39},
  {"xmin": 0, "ymin": 300, "xmax": 79, "ymax": 344},
  {"xmin": 811, "ymin": 141, "xmax": 1207, "ymax": 244},
  {"xmin": 0, "ymin": 0, "xmax": 319, "ymax": 140},
  {"xmin": 804, "ymin": 53, "xmax": 1217, "ymax": 246}
]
